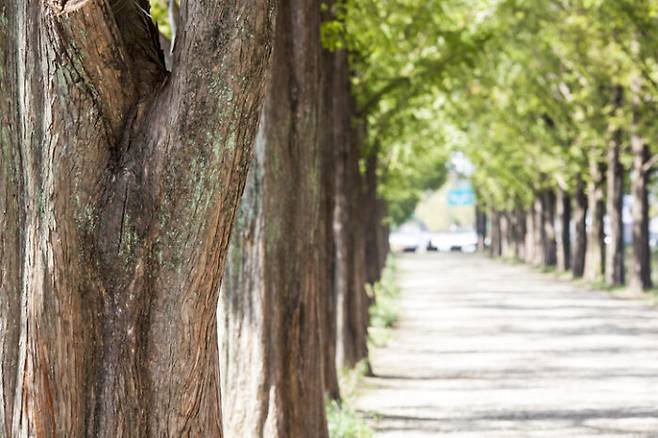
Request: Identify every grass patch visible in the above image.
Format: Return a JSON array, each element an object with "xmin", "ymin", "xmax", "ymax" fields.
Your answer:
[
  {"xmin": 326, "ymin": 361, "xmax": 373, "ymax": 438},
  {"xmin": 368, "ymin": 256, "xmax": 400, "ymax": 348},
  {"xmin": 326, "ymin": 256, "xmax": 401, "ymax": 437}
]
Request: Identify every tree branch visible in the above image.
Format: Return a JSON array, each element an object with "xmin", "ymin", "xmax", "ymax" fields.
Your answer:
[
  {"xmin": 642, "ymin": 153, "xmax": 658, "ymax": 173},
  {"xmin": 55, "ymin": 1, "xmax": 135, "ymax": 132}
]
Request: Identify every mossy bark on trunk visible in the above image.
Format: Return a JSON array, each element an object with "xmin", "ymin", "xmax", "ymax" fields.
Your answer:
[
  {"xmin": 0, "ymin": 1, "xmax": 274, "ymax": 435},
  {"xmin": 218, "ymin": 0, "xmax": 328, "ymax": 436}
]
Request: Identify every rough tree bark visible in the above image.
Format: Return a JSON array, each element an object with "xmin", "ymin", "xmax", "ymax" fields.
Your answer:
[
  {"xmin": 0, "ymin": 1, "xmax": 274, "ymax": 436},
  {"xmin": 346, "ymin": 123, "xmax": 371, "ymax": 368},
  {"xmin": 364, "ymin": 151, "xmax": 384, "ymax": 285},
  {"xmin": 318, "ymin": 30, "xmax": 341, "ymax": 401},
  {"xmin": 556, "ymin": 189, "xmax": 572, "ymax": 272},
  {"xmin": 333, "ymin": 51, "xmax": 369, "ymax": 370},
  {"xmin": 585, "ymin": 154, "xmax": 607, "ymax": 282},
  {"xmin": 572, "ymin": 177, "xmax": 588, "ymax": 278},
  {"xmin": 218, "ymin": 0, "xmax": 329, "ymax": 436},
  {"xmin": 605, "ymin": 86, "xmax": 626, "ymax": 286},
  {"xmin": 629, "ymin": 79, "xmax": 652, "ymax": 292}
]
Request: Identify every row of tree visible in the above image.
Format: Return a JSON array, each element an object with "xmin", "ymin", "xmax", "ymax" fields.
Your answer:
[
  {"xmin": 216, "ymin": 1, "xmax": 391, "ymax": 435},
  {"xmin": 10, "ymin": 0, "xmax": 656, "ymax": 434},
  {"xmin": 0, "ymin": 0, "xmax": 397, "ymax": 435},
  {"xmin": 459, "ymin": 0, "xmax": 658, "ymax": 293}
]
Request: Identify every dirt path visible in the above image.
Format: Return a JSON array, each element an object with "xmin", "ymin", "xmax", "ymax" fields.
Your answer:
[{"xmin": 357, "ymin": 253, "xmax": 658, "ymax": 437}]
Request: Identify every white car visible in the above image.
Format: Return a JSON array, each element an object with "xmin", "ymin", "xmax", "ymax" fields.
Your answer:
[
  {"xmin": 428, "ymin": 230, "xmax": 478, "ymax": 253},
  {"xmin": 389, "ymin": 223, "xmax": 432, "ymax": 253}
]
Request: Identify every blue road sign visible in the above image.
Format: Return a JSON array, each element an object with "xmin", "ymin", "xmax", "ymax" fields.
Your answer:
[{"xmin": 447, "ymin": 186, "xmax": 476, "ymax": 206}]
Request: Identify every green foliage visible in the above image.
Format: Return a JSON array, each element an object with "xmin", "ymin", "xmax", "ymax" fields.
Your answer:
[
  {"xmin": 331, "ymin": 0, "xmax": 492, "ymax": 222},
  {"xmin": 339, "ymin": 0, "xmax": 658, "ymax": 215},
  {"xmin": 326, "ymin": 256, "xmax": 400, "ymax": 437},
  {"xmin": 149, "ymin": 0, "xmax": 173, "ymax": 39},
  {"xmin": 326, "ymin": 361, "xmax": 373, "ymax": 438}
]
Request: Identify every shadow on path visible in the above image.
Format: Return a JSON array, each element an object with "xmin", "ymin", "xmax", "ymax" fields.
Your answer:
[{"xmin": 356, "ymin": 253, "xmax": 658, "ymax": 437}]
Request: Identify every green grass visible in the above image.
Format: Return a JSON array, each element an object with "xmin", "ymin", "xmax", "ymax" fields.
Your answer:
[
  {"xmin": 326, "ymin": 361, "xmax": 374, "ymax": 438},
  {"xmin": 368, "ymin": 256, "xmax": 400, "ymax": 348},
  {"xmin": 326, "ymin": 256, "xmax": 401, "ymax": 438}
]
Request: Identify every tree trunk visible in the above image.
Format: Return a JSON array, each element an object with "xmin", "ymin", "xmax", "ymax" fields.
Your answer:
[
  {"xmin": 375, "ymin": 199, "xmax": 391, "ymax": 274},
  {"xmin": 318, "ymin": 30, "xmax": 341, "ymax": 402},
  {"xmin": 500, "ymin": 212, "xmax": 512, "ymax": 258},
  {"xmin": 514, "ymin": 208, "xmax": 527, "ymax": 261},
  {"xmin": 533, "ymin": 196, "xmax": 544, "ymax": 266},
  {"xmin": 476, "ymin": 206, "xmax": 488, "ymax": 251},
  {"xmin": 556, "ymin": 189, "xmax": 572, "ymax": 272},
  {"xmin": 605, "ymin": 87, "xmax": 626, "ymax": 286},
  {"xmin": 541, "ymin": 190, "xmax": 558, "ymax": 267},
  {"xmin": 0, "ymin": 2, "xmax": 275, "ymax": 435},
  {"xmin": 629, "ymin": 81, "xmax": 652, "ymax": 291},
  {"xmin": 364, "ymin": 151, "xmax": 383, "ymax": 285},
  {"xmin": 585, "ymin": 155, "xmax": 607, "ymax": 282},
  {"xmin": 572, "ymin": 177, "xmax": 588, "ymax": 278},
  {"xmin": 333, "ymin": 52, "xmax": 369, "ymax": 370},
  {"xmin": 347, "ymin": 126, "xmax": 371, "ymax": 369},
  {"xmin": 525, "ymin": 202, "xmax": 537, "ymax": 264},
  {"xmin": 218, "ymin": 1, "xmax": 328, "ymax": 436},
  {"xmin": 490, "ymin": 209, "xmax": 502, "ymax": 258}
]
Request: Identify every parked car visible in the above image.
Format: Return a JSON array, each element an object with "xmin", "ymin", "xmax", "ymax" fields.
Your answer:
[
  {"xmin": 428, "ymin": 229, "xmax": 478, "ymax": 253},
  {"xmin": 389, "ymin": 222, "xmax": 432, "ymax": 252}
]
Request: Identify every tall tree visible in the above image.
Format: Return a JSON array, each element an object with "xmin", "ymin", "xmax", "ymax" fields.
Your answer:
[
  {"xmin": 0, "ymin": 0, "xmax": 274, "ymax": 435},
  {"xmin": 572, "ymin": 178, "xmax": 588, "ymax": 278},
  {"xmin": 585, "ymin": 155, "xmax": 607, "ymax": 282},
  {"xmin": 218, "ymin": 0, "xmax": 328, "ymax": 435},
  {"xmin": 605, "ymin": 86, "xmax": 626, "ymax": 286},
  {"xmin": 556, "ymin": 189, "xmax": 572, "ymax": 272}
]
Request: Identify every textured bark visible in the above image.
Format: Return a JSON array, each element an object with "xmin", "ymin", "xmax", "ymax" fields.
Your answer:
[
  {"xmin": 333, "ymin": 53, "xmax": 369, "ymax": 370},
  {"xmin": 318, "ymin": 39, "xmax": 340, "ymax": 401},
  {"xmin": 0, "ymin": 1, "xmax": 274, "ymax": 435},
  {"xmin": 346, "ymin": 125, "xmax": 370, "ymax": 368},
  {"xmin": 218, "ymin": 0, "xmax": 328, "ymax": 436},
  {"xmin": 332, "ymin": 50, "xmax": 350, "ymax": 371},
  {"xmin": 605, "ymin": 87, "xmax": 626, "ymax": 286},
  {"xmin": 556, "ymin": 190, "xmax": 572, "ymax": 272},
  {"xmin": 364, "ymin": 152, "xmax": 384, "ymax": 285},
  {"xmin": 629, "ymin": 88, "xmax": 652, "ymax": 291},
  {"xmin": 572, "ymin": 178, "xmax": 588, "ymax": 278},
  {"xmin": 585, "ymin": 155, "xmax": 607, "ymax": 282}
]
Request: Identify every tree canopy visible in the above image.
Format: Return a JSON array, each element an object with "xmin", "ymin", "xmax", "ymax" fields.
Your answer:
[{"xmin": 326, "ymin": 0, "xmax": 658, "ymax": 223}]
